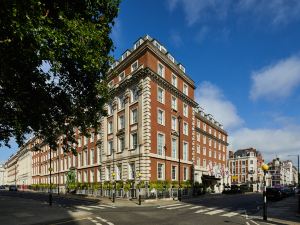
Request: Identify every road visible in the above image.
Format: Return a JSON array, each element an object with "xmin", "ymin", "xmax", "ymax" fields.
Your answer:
[{"xmin": 0, "ymin": 190, "xmax": 271, "ymax": 225}]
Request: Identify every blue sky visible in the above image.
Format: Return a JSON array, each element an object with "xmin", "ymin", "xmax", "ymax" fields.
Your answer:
[{"xmin": 1, "ymin": 0, "xmax": 300, "ymax": 165}]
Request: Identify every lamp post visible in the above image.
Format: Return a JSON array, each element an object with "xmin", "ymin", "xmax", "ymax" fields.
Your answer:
[
  {"xmin": 261, "ymin": 164, "xmax": 269, "ymax": 221},
  {"xmin": 112, "ymin": 148, "xmax": 115, "ymax": 203},
  {"xmin": 177, "ymin": 115, "xmax": 182, "ymax": 201}
]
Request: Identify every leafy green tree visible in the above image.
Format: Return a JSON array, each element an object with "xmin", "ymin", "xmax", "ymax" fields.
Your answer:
[{"xmin": 0, "ymin": 0, "xmax": 120, "ymax": 152}]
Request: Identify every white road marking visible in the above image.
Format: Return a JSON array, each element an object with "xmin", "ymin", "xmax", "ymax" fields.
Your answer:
[
  {"xmin": 189, "ymin": 206, "xmax": 203, "ymax": 209},
  {"xmin": 246, "ymin": 222, "xmax": 250, "ymax": 225},
  {"xmin": 205, "ymin": 209, "xmax": 225, "ymax": 215},
  {"xmin": 75, "ymin": 206, "xmax": 93, "ymax": 211},
  {"xmin": 166, "ymin": 204, "xmax": 191, "ymax": 210},
  {"xmin": 195, "ymin": 208, "xmax": 214, "ymax": 213},
  {"xmin": 98, "ymin": 204, "xmax": 116, "ymax": 209},
  {"xmin": 221, "ymin": 210, "xmax": 245, "ymax": 217},
  {"xmin": 157, "ymin": 203, "xmax": 182, "ymax": 208},
  {"xmin": 96, "ymin": 216, "xmax": 114, "ymax": 225},
  {"xmin": 250, "ymin": 220, "xmax": 260, "ymax": 225},
  {"xmin": 89, "ymin": 205, "xmax": 105, "ymax": 209}
]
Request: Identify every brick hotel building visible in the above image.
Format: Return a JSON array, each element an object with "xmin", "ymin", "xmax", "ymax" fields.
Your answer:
[{"xmin": 4, "ymin": 35, "xmax": 228, "ymax": 193}]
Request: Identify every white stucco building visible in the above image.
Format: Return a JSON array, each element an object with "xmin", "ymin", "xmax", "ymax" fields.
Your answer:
[{"xmin": 0, "ymin": 164, "xmax": 5, "ymax": 185}]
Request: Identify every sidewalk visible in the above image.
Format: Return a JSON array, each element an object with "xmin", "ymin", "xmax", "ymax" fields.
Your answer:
[{"xmin": 251, "ymin": 195, "xmax": 300, "ymax": 225}]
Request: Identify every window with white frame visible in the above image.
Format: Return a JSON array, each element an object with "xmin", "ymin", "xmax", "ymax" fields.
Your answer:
[
  {"xmin": 183, "ymin": 104, "xmax": 188, "ymax": 117},
  {"xmin": 222, "ymin": 154, "xmax": 225, "ymax": 161},
  {"xmin": 131, "ymin": 60, "xmax": 138, "ymax": 72},
  {"xmin": 107, "ymin": 140, "xmax": 113, "ymax": 155},
  {"xmin": 209, "ymin": 127, "xmax": 212, "ymax": 134},
  {"xmin": 90, "ymin": 149, "xmax": 94, "ymax": 165},
  {"xmin": 172, "ymin": 74, "xmax": 177, "ymax": 87},
  {"xmin": 183, "ymin": 167, "xmax": 188, "ymax": 180},
  {"xmin": 78, "ymin": 153, "xmax": 82, "ymax": 167},
  {"xmin": 157, "ymin": 133, "xmax": 164, "ymax": 156},
  {"xmin": 105, "ymin": 166, "xmax": 110, "ymax": 181},
  {"xmin": 183, "ymin": 122, "xmax": 188, "ymax": 135},
  {"xmin": 84, "ymin": 170, "xmax": 87, "ymax": 182},
  {"xmin": 183, "ymin": 142, "xmax": 188, "ymax": 161},
  {"xmin": 119, "ymin": 71, "xmax": 125, "ymax": 81},
  {"xmin": 131, "ymin": 108, "xmax": 138, "ymax": 124},
  {"xmin": 218, "ymin": 143, "xmax": 221, "ymax": 150},
  {"xmin": 218, "ymin": 152, "xmax": 221, "ymax": 160},
  {"xmin": 85, "ymin": 150, "xmax": 88, "ymax": 166},
  {"xmin": 118, "ymin": 136, "xmax": 125, "ymax": 152},
  {"xmin": 183, "ymin": 83, "xmax": 188, "ymax": 95},
  {"xmin": 197, "ymin": 133, "xmax": 200, "ymax": 142},
  {"xmin": 157, "ymin": 109, "xmax": 164, "ymax": 125},
  {"xmin": 214, "ymin": 140, "xmax": 216, "ymax": 148},
  {"xmin": 131, "ymin": 86, "xmax": 139, "ymax": 102},
  {"xmin": 214, "ymin": 151, "xmax": 216, "ymax": 159},
  {"xmin": 209, "ymin": 138, "xmax": 212, "ymax": 147},
  {"xmin": 131, "ymin": 133, "xmax": 138, "ymax": 149},
  {"xmin": 203, "ymin": 123, "xmax": 206, "ymax": 130},
  {"xmin": 107, "ymin": 103, "xmax": 113, "ymax": 116},
  {"xmin": 157, "ymin": 163, "xmax": 164, "ymax": 180},
  {"xmin": 171, "ymin": 116, "xmax": 177, "ymax": 131},
  {"xmin": 171, "ymin": 165, "xmax": 177, "ymax": 180},
  {"xmin": 97, "ymin": 167, "xmax": 101, "ymax": 182},
  {"xmin": 116, "ymin": 165, "xmax": 122, "ymax": 180},
  {"xmin": 90, "ymin": 133, "xmax": 95, "ymax": 143},
  {"xmin": 171, "ymin": 138, "xmax": 177, "ymax": 159},
  {"xmin": 197, "ymin": 145, "xmax": 200, "ymax": 153},
  {"xmin": 197, "ymin": 119, "xmax": 200, "ymax": 128},
  {"xmin": 108, "ymin": 121, "xmax": 113, "ymax": 134},
  {"xmin": 90, "ymin": 169, "xmax": 94, "ymax": 183},
  {"xmin": 209, "ymin": 150, "xmax": 212, "ymax": 157},
  {"xmin": 197, "ymin": 157, "xmax": 200, "ymax": 166},
  {"xmin": 171, "ymin": 96, "xmax": 177, "ymax": 110},
  {"xmin": 128, "ymin": 163, "xmax": 135, "ymax": 179},
  {"xmin": 119, "ymin": 95, "xmax": 126, "ymax": 110},
  {"xmin": 78, "ymin": 172, "xmax": 81, "ymax": 182},
  {"xmin": 157, "ymin": 62, "xmax": 165, "ymax": 77},
  {"xmin": 84, "ymin": 136, "xmax": 88, "ymax": 146},
  {"xmin": 203, "ymin": 159, "xmax": 206, "ymax": 168},
  {"xmin": 118, "ymin": 115, "xmax": 125, "ymax": 130},
  {"xmin": 203, "ymin": 136, "xmax": 206, "ymax": 144},
  {"xmin": 157, "ymin": 87, "xmax": 164, "ymax": 103}
]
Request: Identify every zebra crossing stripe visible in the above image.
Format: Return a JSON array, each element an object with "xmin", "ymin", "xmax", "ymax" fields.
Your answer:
[
  {"xmin": 98, "ymin": 204, "xmax": 116, "ymax": 208},
  {"xmin": 195, "ymin": 208, "xmax": 215, "ymax": 213},
  {"xmin": 166, "ymin": 205, "xmax": 191, "ymax": 210},
  {"xmin": 96, "ymin": 216, "xmax": 114, "ymax": 225},
  {"xmin": 89, "ymin": 205, "xmax": 105, "ymax": 209},
  {"xmin": 75, "ymin": 206, "xmax": 93, "ymax": 211},
  {"xmin": 205, "ymin": 209, "xmax": 225, "ymax": 215},
  {"xmin": 221, "ymin": 210, "xmax": 245, "ymax": 217},
  {"xmin": 157, "ymin": 203, "xmax": 182, "ymax": 208},
  {"xmin": 189, "ymin": 206, "xmax": 203, "ymax": 209}
]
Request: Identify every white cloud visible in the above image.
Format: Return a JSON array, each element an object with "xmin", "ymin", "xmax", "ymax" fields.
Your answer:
[
  {"xmin": 195, "ymin": 81, "xmax": 243, "ymax": 131},
  {"xmin": 195, "ymin": 26, "xmax": 209, "ymax": 44},
  {"xmin": 231, "ymin": 126, "xmax": 300, "ymax": 163},
  {"xmin": 170, "ymin": 32, "xmax": 183, "ymax": 47},
  {"xmin": 250, "ymin": 55, "xmax": 300, "ymax": 100}
]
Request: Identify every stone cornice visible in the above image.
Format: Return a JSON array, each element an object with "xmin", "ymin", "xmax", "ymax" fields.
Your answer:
[
  {"xmin": 195, "ymin": 112, "xmax": 227, "ymax": 135},
  {"xmin": 195, "ymin": 127, "xmax": 229, "ymax": 146}
]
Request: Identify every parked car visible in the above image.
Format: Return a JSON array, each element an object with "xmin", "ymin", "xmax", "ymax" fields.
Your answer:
[
  {"xmin": 0, "ymin": 185, "xmax": 5, "ymax": 190},
  {"xmin": 281, "ymin": 187, "xmax": 294, "ymax": 197},
  {"xmin": 266, "ymin": 187, "xmax": 282, "ymax": 200},
  {"xmin": 222, "ymin": 185, "xmax": 244, "ymax": 194},
  {"xmin": 9, "ymin": 185, "xmax": 18, "ymax": 191}
]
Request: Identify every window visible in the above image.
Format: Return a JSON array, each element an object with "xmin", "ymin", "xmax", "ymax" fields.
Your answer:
[
  {"xmin": 183, "ymin": 83, "xmax": 188, "ymax": 95},
  {"xmin": 131, "ymin": 60, "xmax": 138, "ymax": 72},
  {"xmin": 242, "ymin": 168, "xmax": 246, "ymax": 174},
  {"xmin": 171, "ymin": 96, "xmax": 177, "ymax": 110},
  {"xmin": 172, "ymin": 74, "xmax": 177, "ymax": 87},
  {"xmin": 157, "ymin": 133, "xmax": 165, "ymax": 156},
  {"xmin": 131, "ymin": 108, "xmax": 138, "ymax": 124},
  {"xmin": 157, "ymin": 109, "xmax": 164, "ymax": 125},
  {"xmin": 203, "ymin": 147, "xmax": 206, "ymax": 155},
  {"xmin": 85, "ymin": 150, "xmax": 88, "ymax": 166},
  {"xmin": 107, "ymin": 140, "xmax": 113, "ymax": 155},
  {"xmin": 78, "ymin": 153, "xmax": 82, "ymax": 167},
  {"xmin": 84, "ymin": 171, "xmax": 88, "ymax": 182},
  {"xmin": 118, "ymin": 96, "xmax": 125, "ymax": 110},
  {"xmin": 108, "ymin": 81, "xmax": 113, "ymax": 88},
  {"xmin": 203, "ymin": 123, "xmax": 206, "ymax": 131},
  {"xmin": 203, "ymin": 160, "xmax": 207, "ymax": 168},
  {"xmin": 203, "ymin": 136, "xmax": 207, "ymax": 144},
  {"xmin": 197, "ymin": 119, "xmax": 200, "ymax": 128},
  {"xmin": 105, "ymin": 166, "xmax": 110, "ymax": 180},
  {"xmin": 209, "ymin": 127, "xmax": 212, "ymax": 134},
  {"xmin": 157, "ymin": 87, "xmax": 164, "ymax": 103},
  {"xmin": 209, "ymin": 138, "xmax": 212, "ymax": 147},
  {"xmin": 214, "ymin": 140, "xmax": 216, "ymax": 148},
  {"xmin": 128, "ymin": 163, "xmax": 135, "ymax": 179},
  {"xmin": 183, "ymin": 122, "xmax": 188, "ymax": 135},
  {"xmin": 183, "ymin": 104, "xmax": 188, "ymax": 117},
  {"xmin": 218, "ymin": 143, "xmax": 221, "ymax": 150},
  {"xmin": 242, "ymin": 161, "xmax": 246, "ymax": 165},
  {"xmin": 90, "ymin": 133, "xmax": 95, "ymax": 143},
  {"xmin": 250, "ymin": 160, "xmax": 253, "ymax": 164},
  {"xmin": 84, "ymin": 136, "xmax": 88, "ymax": 146},
  {"xmin": 119, "ymin": 71, "xmax": 125, "ymax": 81},
  {"xmin": 90, "ymin": 170, "xmax": 94, "ymax": 183},
  {"xmin": 171, "ymin": 138, "xmax": 177, "ymax": 159},
  {"xmin": 108, "ymin": 121, "xmax": 113, "ymax": 134},
  {"xmin": 131, "ymin": 133, "xmax": 138, "ymax": 149},
  {"xmin": 90, "ymin": 149, "xmax": 94, "ymax": 165},
  {"xmin": 157, "ymin": 163, "xmax": 164, "ymax": 179},
  {"xmin": 209, "ymin": 150, "xmax": 212, "ymax": 157},
  {"xmin": 222, "ymin": 154, "xmax": 225, "ymax": 161},
  {"xmin": 157, "ymin": 62, "xmax": 165, "ymax": 77},
  {"xmin": 171, "ymin": 116, "xmax": 177, "ymax": 131},
  {"xmin": 131, "ymin": 86, "xmax": 139, "ymax": 102},
  {"xmin": 183, "ymin": 167, "xmax": 188, "ymax": 180},
  {"xmin": 119, "ymin": 115, "xmax": 125, "ymax": 130},
  {"xmin": 118, "ymin": 136, "xmax": 125, "ymax": 152},
  {"xmin": 116, "ymin": 165, "xmax": 122, "ymax": 180},
  {"xmin": 97, "ymin": 167, "xmax": 101, "ymax": 182},
  {"xmin": 97, "ymin": 146, "xmax": 101, "ymax": 164},
  {"xmin": 171, "ymin": 165, "xmax": 177, "ymax": 180},
  {"xmin": 183, "ymin": 142, "xmax": 188, "ymax": 161},
  {"xmin": 107, "ymin": 103, "xmax": 113, "ymax": 116},
  {"xmin": 197, "ymin": 145, "xmax": 200, "ymax": 154},
  {"xmin": 218, "ymin": 152, "xmax": 221, "ymax": 160},
  {"xmin": 197, "ymin": 133, "xmax": 200, "ymax": 142}
]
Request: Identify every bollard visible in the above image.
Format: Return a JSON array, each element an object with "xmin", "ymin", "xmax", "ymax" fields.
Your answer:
[{"xmin": 138, "ymin": 194, "xmax": 141, "ymax": 205}]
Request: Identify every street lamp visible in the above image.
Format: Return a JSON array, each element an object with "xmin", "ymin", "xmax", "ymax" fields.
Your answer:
[
  {"xmin": 261, "ymin": 163, "xmax": 269, "ymax": 221},
  {"xmin": 177, "ymin": 115, "xmax": 182, "ymax": 201}
]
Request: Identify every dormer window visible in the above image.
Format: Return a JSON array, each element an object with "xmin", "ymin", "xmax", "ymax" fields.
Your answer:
[
  {"xmin": 167, "ymin": 53, "xmax": 175, "ymax": 63},
  {"xmin": 119, "ymin": 71, "xmax": 125, "ymax": 82}
]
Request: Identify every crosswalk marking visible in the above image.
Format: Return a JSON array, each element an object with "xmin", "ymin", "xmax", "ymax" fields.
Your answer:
[
  {"xmin": 98, "ymin": 204, "xmax": 116, "ymax": 209},
  {"xmin": 221, "ymin": 210, "xmax": 244, "ymax": 217},
  {"xmin": 189, "ymin": 206, "xmax": 203, "ymax": 209},
  {"xmin": 205, "ymin": 209, "xmax": 225, "ymax": 215},
  {"xmin": 158, "ymin": 203, "xmax": 182, "ymax": 208},
  {"xmin": 75, "ymin": 206, "xmax": 93, "ymax": 211},
  {"xmin": 96, "ymin": 216, "xmax": 114, "ymax": 225},
  {"xmin": 195, "ymin": 208, "xmax": 215, "ymax": 213},
  {"xmin": 89, "ymin": 206, "xmax": 105, "ymax": 209},
  {"xmin": 166, "ymin": 205, "xmax": 191, "ymax": 210}
]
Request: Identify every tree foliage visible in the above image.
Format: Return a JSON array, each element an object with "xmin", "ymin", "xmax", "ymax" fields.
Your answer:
[{"xmin": 0, "ymin": 0, "xmax": 120, "ymax": 152}]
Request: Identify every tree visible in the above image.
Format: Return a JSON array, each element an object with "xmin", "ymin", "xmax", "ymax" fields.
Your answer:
[{"xmin": 0, "ymin": 0, "xmax": 120, "ymax": 152}]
